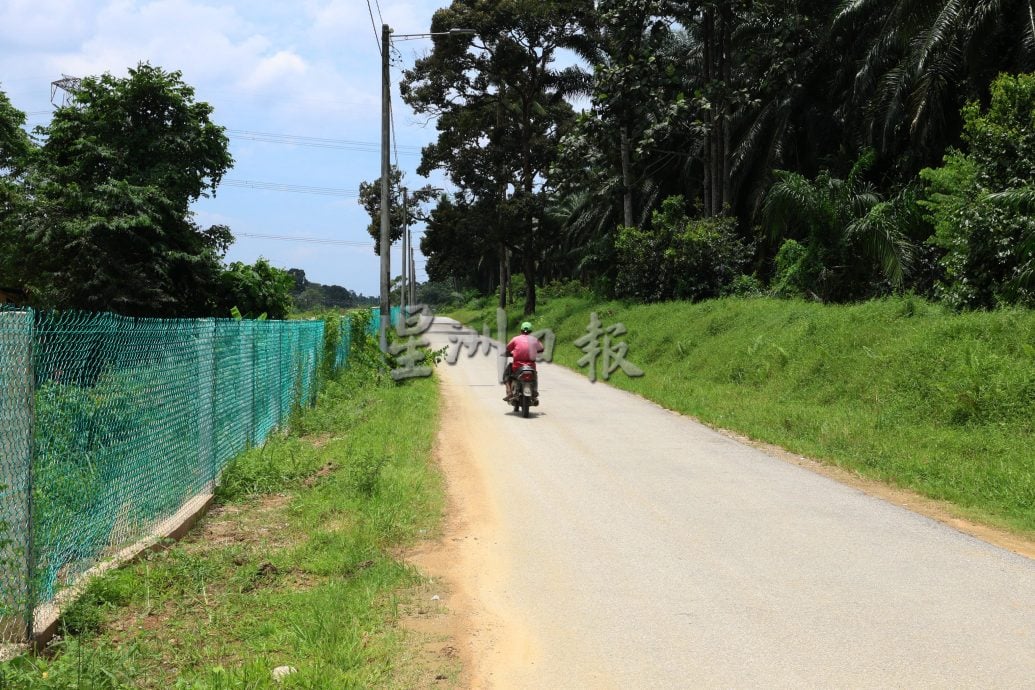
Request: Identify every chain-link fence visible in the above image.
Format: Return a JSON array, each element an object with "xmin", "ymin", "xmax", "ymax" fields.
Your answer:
[{"xmin": 0, "ymin": 307, "xmax": 354, "ymax": 641}]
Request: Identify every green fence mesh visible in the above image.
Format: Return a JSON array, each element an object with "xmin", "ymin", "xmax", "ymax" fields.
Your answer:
[
  {"xmin": 334, "ymin": 318, "xmax": 352, "ymax": 371},
  {"xmin": 369, "ymin": 307, "xmax": 402, "ymax": 337},
  {"xmin": 0, "ymin": 307, "xmax": 343, "ymax": 640}
]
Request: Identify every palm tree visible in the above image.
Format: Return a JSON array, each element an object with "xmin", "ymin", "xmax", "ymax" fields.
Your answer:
[
  {"xmin": 834, "ymin": 0, "xmax": 1035, "ymax": 173},
  {"xmin": 762, "ymin": 152, "xmax": 913, "ymax": 298}
]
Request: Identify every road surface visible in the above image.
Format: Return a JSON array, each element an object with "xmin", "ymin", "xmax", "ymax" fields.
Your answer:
[{"xmin": 422, "ymin": 316, "xmax": 1035, "ymax": 689}]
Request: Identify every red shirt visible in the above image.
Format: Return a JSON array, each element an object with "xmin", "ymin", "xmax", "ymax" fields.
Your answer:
[{"xmin": 506, "ymin": 333, "xmax": 544, "ymax": 369}]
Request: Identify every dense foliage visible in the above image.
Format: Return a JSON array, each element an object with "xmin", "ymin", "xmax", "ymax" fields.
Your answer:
[
  {"xmin": 0, "ymin": 66, "xmax": 351, "ymax": 318},
  {"xmin": 921, "ymin": 73, "xmax": 1035, "ymax": 308},
  {"xmin": 14, "ymin": 64, "xmax": 234, "ymax": 316},
  {"xmin": 0, "ymin": 86, "xmax": 33, "ymax": 290},
  {"xmin": 614, "ymin": 195, "xmax": 749, "ymax": 302},
  {"xmin": 218, "ymin": 258, "xmax": 294, "ymax": 319},
  {"xmin": 412, "ymin": 0, "xmax": 1035, "ymax": 311},
  {"xmin": 357, "ymin": 166, "xmax": 442, "ymax": 255},
  {"xmin": 288, "ymin": 268, "xmax": 377, "ymax": 312}
]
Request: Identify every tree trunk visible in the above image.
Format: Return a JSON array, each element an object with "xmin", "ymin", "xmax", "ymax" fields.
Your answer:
[
  {"xmin": 620, "ymin": 124, "xmax": 635, "ymax": 227},
  {"xmin": 523, "ymin": 245, "xmax": 536, "ymax": 315},
  {"xmin": 498, "ymin": 243, "xmax": 507, "ymax": 310},
  {"xmin": 702, "ymin": 4, "xmax": 733, "ymax": 217},
  {"xmin": 519, "ymin": 90, "xmax": 538, "ymax": 317},
  {"xmin": 702, "ymin": 7, "xmax": 714, "ymax": 216},
  {"xmin": 720, "ymin": 3, "xmax": 733, "ymax": 213},
  {"xmin": 505, "ymin": 248, "xmax": 512, "ymax": 305}
]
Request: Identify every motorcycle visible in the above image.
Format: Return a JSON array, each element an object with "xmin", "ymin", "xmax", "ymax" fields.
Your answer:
[{"xmin": 506, "ymin": 363, "xmax": 539, "ymax": 418}]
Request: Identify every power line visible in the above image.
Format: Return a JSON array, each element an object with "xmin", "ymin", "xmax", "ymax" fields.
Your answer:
[
  {"xmin": 235, "ymin": 232, "xmax": 370, "ymax": 247},
  {"xmin": 221, "ymin": 179, "xmax": 359, "ymax": 197},
  {"xmin": 19, "ymin": 117, "xmax": 423, "ymax": 155},
  {"xmin": 366, "ymin": 0, "xmax": 382, "ymax": 53},
  {"xmin": 390, "ymin": 100, "xmax": 401, "ymax": 171},
  {"xmin": 226, "ymin": 129, "xmax": 421, "ymax": 154}
]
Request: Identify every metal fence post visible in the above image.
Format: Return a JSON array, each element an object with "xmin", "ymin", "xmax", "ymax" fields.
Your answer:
[
  {"xmin": 210, "ymin": 324, "xmax": 219, "ymax": 485},
  {"xmin": 251, "ymin": 322, "xmax": 257, "ymax": 446},
  {"xmin": 0, "ymin": 310, "xmax": 35, "ymax": 641},
  {"xmin": 197, "ymin": 320, "xmax": 216, "ymax": 492},
  {"xmin": 279, "ymin": 325, "xmax": 285, "ymax": 426}
]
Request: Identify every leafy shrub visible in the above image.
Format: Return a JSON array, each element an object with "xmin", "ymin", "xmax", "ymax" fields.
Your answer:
[
  {"xmin": 920, "ymin": 72, "xmax": 1035, "ymax": 308},
  {"xmin": 615, "ymin": 196, "xmax": 751, "ymax": 302},
  {"xmin": 32, "ymin": 376, "xmax": 140, "ymax": 598},
  {"xmin": 413, "ymin": 280, "xmax": 458, "ymax": 308},
  {"xmin": 771, "ymin": 239, "xmax": 820, "ymax": 297},
  {"xmin": 320, "ymin": 311, "xmax": 342, "ymax": 382},
  {"xmin": 509, "ymin": 273, "xmax": 527, "ymax": 304},
  {"xmin": 540, "ymin": 279, "xmax": 592, "ymax": 299},
  {"xmin": 762, "ymin": 151, "xmax": 919, "ymax": 301},
  {"xmin": 722, "ymin": 274, "xmax": 765, "ymax": 297}
]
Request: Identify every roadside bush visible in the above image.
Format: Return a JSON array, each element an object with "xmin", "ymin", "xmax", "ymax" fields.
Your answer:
[
  {"xmin": 509, "ymin": 273, "xmax": 527, "ymax": 305},
  {"xmin": 541, "ymin": 278, "xmax": 592, "ymax": 299},
  {"xmin": 921, "ymin": 72, "xmax": 1035, "ymax": 308},
  {"xmin": 762, "ymin": 151, "xmax": 915, "ymax": 301},
  {"xmin": 412, "ymin": 280, "xmax": 455, "ymax": 308},
  {"xmin": 771, "ymin": 239, "xmax": 821, "ymax": 298},
  {"xmin": 32, "ymin": 375, "xmax": 140, "ymax": 599},
  {"xmin": 722, "ymin": 274, "xmax": 765, "ymax": 297},
  {"xmin": 615, "ymin": 195, "xmax": 750, "ymax": 302},
  {"xmin": 320, "ymin": 311, "xmax": 342, "ymax": 382}
]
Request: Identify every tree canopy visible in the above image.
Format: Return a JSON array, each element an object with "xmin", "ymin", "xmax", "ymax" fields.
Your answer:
[
  {"xmin": 409, "ymin": 0, "xmax": 1035, "ymax": 309},
  {"xmin": 0, "ymin": 65, "xmax": 370, "ymax": 319},
  {"xmin": 10, "ymin": 64, "xmax": 233, "ymax": 316},
  {"xmin": 402, "ymin": 0, "xmax": 593, "ymax": 313}
]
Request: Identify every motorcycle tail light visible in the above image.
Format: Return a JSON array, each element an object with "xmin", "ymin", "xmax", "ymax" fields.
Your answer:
[{"xmin": 520, "ymin": 372, "xmax": 535, "ymax": 382}]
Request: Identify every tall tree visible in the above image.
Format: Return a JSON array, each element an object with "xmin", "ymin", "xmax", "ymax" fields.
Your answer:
[
  {"xmin": 0, "ymin": 86, "xmax": 33, "ymax": 289},
  {"xmin": 420, "ymin": 194, "xmax": 500, "ymax": 292},
  {"xmin": 921, "ymin": 72, "xmax": 1035, "ymax": 307},
  {"xmin": 834, "ymin": 0, "xmax": 1035, "ymax": 177},
  {"xmin": 580, "ymin": 0, "xmax": 682, "ymax": 227},
  {"xmin": 402, "ymin": 0, "xmax": 591, "ymax": 314},
  {"xmin": 23, "ymin": 63, "xmax": 234, "ymax": 316},
  {"xmin": 357, "ymin": 166, "xmax": 440, "ymax": 255}
]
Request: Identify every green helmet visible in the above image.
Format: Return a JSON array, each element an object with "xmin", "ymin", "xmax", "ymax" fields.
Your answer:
[{"xmin": 520, "ymin": 321, "xmax": 533, "ymax": 333}]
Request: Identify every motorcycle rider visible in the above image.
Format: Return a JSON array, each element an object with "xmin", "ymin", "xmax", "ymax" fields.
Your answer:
[{"xmin": 504, "ymin": 321, "xmax": 544, "ymax": 401}]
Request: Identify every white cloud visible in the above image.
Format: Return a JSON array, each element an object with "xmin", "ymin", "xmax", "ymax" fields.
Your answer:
[
  {"xmin": 0, "ymin": 0, "xmax": 446, "ymax": 294},
  {"xmin": 42, "ymin": 0, "xmax": 267, "ymax": 89},
  {"xmin": 2, "ymin": 0, "xmax": 440, "ymax": 130},
  {"xmin": 239, "ymin": 50, "xmax": 307, "ymax": 93},
  {"xmin": 0, "ymin": 0, "xmax": 98, "ymax": 50},
  {"xmin": 305, "ymin": 0, "xmax": 440, "ymax": 51}
]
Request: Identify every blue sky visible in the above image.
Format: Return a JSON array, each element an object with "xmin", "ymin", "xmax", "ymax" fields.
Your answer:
[{"xmin": 1, "ymin": 0, "xmax": 456, "ymax": 296}]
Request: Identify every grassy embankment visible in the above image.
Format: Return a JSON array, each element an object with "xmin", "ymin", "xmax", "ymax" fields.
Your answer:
[
  {"xmin": 0, "ymin": 331, "xmax": 449, "ymax": 688},
  {"xmin": 454, "ymin": 295, "xmax": 1035, "ymax": 536}
]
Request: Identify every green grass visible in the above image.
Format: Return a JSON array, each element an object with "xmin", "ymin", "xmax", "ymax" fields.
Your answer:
[
  {"xmin": 0, "ymin": 336, "xmax": 447, "ymax": 688},
  {"xmin": 454, "ymin": 294, "xmax": 1035, "ymax": 535}
]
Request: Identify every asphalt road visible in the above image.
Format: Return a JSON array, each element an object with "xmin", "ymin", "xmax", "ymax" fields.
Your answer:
[{"xmin": 425, "ymin": 316, "xmax": 1035, "ymax": 689}]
